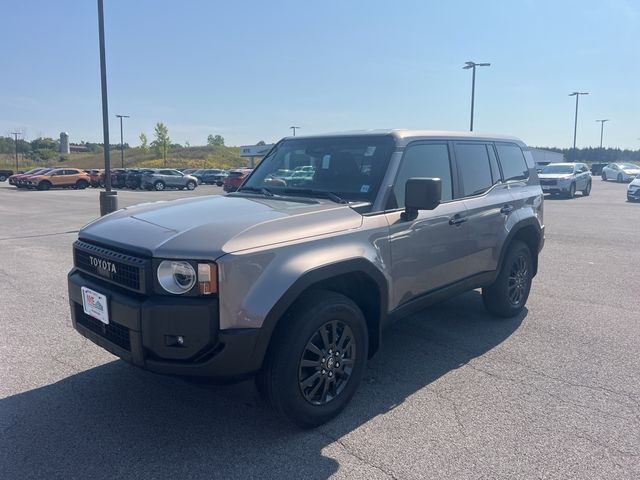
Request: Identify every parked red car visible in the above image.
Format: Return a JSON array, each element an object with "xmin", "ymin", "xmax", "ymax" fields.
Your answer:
[
  {"xmin": 223, "ymin": 168, "xmax": 252, "ymax": 192},
  {"xmin": 10, "ymin": 168, "xmax": 53, "ymax": 188}
]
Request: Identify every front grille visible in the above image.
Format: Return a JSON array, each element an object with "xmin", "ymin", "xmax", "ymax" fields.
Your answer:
[
  {"xmin": 76, "ymin": 305, "xmax": 131, "ymax": 351},
  {"xmin": 74, "ymin": 240, "xmax": 148, "ymax": 293},
  {"xmin": 539, "ymin": 179, "xmax": 557, "ymax": 186}
]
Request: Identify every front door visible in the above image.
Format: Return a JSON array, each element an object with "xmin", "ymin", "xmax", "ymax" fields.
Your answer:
[{"xmin": 385, "ymin": 142, "xmax": 469, "ymax": 307}]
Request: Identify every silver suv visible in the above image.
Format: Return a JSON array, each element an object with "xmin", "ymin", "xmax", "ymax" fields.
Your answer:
[
  {"xmin": 141, "ymin": 169, "xmax": 198, "ymax": 191},
  {"xmin": 67, "ymin": 130, "xmax": 544, "ymax": 427}
]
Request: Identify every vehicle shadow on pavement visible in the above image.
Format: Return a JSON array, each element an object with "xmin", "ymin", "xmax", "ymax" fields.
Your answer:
[{"xmin": 1, "ymin": 290, "xmax": 524, "ymax": 480}]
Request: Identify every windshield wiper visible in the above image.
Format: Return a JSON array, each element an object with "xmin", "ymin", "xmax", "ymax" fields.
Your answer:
[
  {"xmin": 237, "ymin": 186, "xmax": 274, "ymax": 197},
  {"xmin": 281, "ymin": 188, "xmax": 347, "ymax": 204}
]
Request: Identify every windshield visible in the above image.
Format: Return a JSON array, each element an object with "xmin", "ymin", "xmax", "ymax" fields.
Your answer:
[
  {"xmin": 242, "ymin": 135, "xmax": 395, "ymax": 202},
  {"xmin": 541, "ymin": 165, "xmax": 574, "ymax": 174}
]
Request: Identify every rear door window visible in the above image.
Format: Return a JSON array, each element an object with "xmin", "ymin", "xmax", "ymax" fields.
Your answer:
[{"xmin": 454, "ymin": 143, "xmax": 494, "ymax": 197}]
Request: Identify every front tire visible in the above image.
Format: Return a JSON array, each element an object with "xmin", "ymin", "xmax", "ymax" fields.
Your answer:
[
  {"xmin": 76, "ymin": 179, "xmax": 89, "ymax": 190},
  {"xmin": 582, "ymin": 181, "xmax": 591, "ymax": 196},
  {"xmin": 257, "ymin": 290, "xmax": 368, "ymax": 428},
  {"xmin": 186, "ymin": 180, "xmax": 196, "ymax": 191},
  {"xmin": 37, "ymin": 181, "xmax": 51, "ymax": 191},
  {"xmin": 602, "ymin": 172, "xmax": 607, "ymax": 181},
  {"xmin": 617, "ymin": 173, "xmax": 623, "ymax": 182},
  {"xmin": 154, "ymin": 181, "xmax": 165, "ymax": 191},
  {"xmin": 482, "ymin": 240, "xmax": 533, "ymax": 318},
  {"xmin": 566, "ymin": 183, "xmax": 576, "ymax": 198}
]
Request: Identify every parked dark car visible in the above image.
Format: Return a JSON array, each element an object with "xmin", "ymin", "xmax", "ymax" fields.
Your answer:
[
  {"xmin": 223, "ymin": 169, "xmax": 252, "ymax": 192},
  {"xmin": 201, "ymin": 169, "xmax": 227, "ymax": 185},
  {"xmin": 0, "ymin": 169, "xmax": 14, "ymax": 182},
  {"xmin": 110, "ymin": 169, "xmax": 129, "ymax": 188},
  {"xmin": 124, "ymin": 169, "xmax": 156, "ymax": 189}
]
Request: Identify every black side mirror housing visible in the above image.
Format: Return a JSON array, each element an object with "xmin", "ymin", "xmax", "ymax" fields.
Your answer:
[{"xmin": 402, "ymin": 177, "xmax": 442, "ymax": 221}]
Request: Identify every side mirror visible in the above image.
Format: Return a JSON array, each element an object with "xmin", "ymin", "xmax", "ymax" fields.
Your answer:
[{"xmin": 402, "ymin": 177, "xmax": 441, "ymax": 221}]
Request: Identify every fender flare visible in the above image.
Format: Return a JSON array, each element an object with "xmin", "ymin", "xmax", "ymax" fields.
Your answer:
[
  {"xmin": 496, "ymin": 217, "xmax": 543, "ymax": 277},
  {"xmin": 249, "ymin": 258, "xmax": 388, "ymax": 368}
]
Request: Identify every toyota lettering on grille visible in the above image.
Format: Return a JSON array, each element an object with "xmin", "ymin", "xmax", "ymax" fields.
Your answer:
[{"xmin": 89, "ymin": 255, "xmax": 117, "ymax": 275}]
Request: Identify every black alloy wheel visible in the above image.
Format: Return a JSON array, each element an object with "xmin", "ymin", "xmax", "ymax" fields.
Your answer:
[
  {"xmin": 507, "ymin": 254, "xmax": 529, "ymax": 306},
  {"xmin": 298, "ymin": 320, "xmax": 356, "ymax": 406},
  {"xmin": 257, "ymin": 290, "xmax": 367, "ymax": 428}
]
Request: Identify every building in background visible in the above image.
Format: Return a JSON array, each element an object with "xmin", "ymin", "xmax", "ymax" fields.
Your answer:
[{"xmin": 240, "ymin": 143, "xmax": 275, "ymax": 168}]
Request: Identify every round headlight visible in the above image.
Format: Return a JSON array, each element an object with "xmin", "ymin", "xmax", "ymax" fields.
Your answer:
[{"xmin": 157, "ymin": 260, "xmax": 196, "ymax": 294}]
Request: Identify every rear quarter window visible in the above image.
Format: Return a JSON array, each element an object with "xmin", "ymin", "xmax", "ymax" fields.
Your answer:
[{"xmin": 496, "ymin": 144, "xmax": 529, "ymax": 181}]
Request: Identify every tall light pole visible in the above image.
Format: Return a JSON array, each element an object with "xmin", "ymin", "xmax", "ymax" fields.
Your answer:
[
  {"xmin": 595, "ymin": 119, "xmax": 609, "ymax": 149},
  {"xmin": 569, "ymin": 92, "xmax": 589, "ymax": 153},
  {"xmin": 115, "ymin": 114, "xmax": 129, "ymax": 168},
  {"xmin": 97, "ymin": 0, "xmax": 117, "ymax": 215},
  {"xmin": 290, "ymin": 126, "xmax": 301, "ymax": 136},
  {"xmin": 11, "ymin": 132, "xmax": 20, "ymax": 172},
  {"xmin": 463, "ymin": 61, "xmax": 490, "ymax": 132}
]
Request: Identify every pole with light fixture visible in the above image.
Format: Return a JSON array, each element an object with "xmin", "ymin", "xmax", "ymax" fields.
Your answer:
[
  {"xmin": 595, "ymin": 119, "xmax": 609, "ymax": 149},
  {"xmin": 463, "ymin": 61, "xmax": 490, "ymax": 132}
]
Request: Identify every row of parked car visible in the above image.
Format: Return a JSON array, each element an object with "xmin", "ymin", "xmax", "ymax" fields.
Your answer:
[
  {"xmin": 5, "ymin": 166, "xmax": 251, "ymax": 192},
  {"xmin": 537, "ymin": 161, "xmax": 640, "ymax": 201}
]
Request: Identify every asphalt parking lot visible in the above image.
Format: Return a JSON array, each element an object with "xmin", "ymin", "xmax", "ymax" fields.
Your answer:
[{"xmin": 1, "ymin": 178, "xmax": 639, "ymax": 479}]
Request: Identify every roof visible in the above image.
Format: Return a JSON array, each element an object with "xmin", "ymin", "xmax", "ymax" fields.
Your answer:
[{"xmin": 284, "ymin": 129, "xmax": 525, "ymax": 147}]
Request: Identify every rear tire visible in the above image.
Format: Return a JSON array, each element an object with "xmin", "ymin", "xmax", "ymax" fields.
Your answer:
[
  {"xmin": 256, "ymin": 290, "xmax": 368, "ymax": 428},
  {"xmin": 154, "ymin": 181, "xmax": 165, "ymax": 191},
  {"xmin": 482, "ymin": 240, "xmax": 533, "ymax": 318},
  {"xmin": 582, "ymin": 181, "xmax": 591, "ymax": 196}
]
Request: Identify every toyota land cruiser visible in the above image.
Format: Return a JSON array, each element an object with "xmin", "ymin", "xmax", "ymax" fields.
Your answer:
[{"xmin": 68, "ymin": 130, "xmax": 544, "ymax": 427}]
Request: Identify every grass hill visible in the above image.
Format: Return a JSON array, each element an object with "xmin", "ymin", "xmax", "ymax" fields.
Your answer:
[{"xmin": 0, "ymin": 145, "xmax": 249, "ymax": 172}]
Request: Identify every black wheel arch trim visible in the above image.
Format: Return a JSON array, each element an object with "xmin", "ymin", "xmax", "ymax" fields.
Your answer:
[
  {"xmin": 249, "ymin": 258, "xmax": 388, "ymax": 370},
  {"xmin": 497, "ymin": 217, "xmax": 543, "ymax": 277}
]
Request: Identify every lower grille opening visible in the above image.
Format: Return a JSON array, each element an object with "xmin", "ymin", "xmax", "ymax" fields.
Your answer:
[{"xmin": 76, "ymin": 305, "xmax": 131, "ymax": 351}]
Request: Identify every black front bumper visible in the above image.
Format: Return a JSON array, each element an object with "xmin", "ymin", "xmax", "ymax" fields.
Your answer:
[{"xmin": 68, "ymin": 270, "xmax": 262, "ymax": 378}]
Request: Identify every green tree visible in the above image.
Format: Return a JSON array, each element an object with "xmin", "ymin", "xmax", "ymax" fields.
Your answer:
[
  {"xmin": 207, "ymin": 134, "xmax": 225, "ymax": 146},
  {"xmin": 139, "ymin": 132, "xmax": 149, "ymax": 152},
  {"xmin": 152, "ymin": 122, "xmax": 170, "ymax": 165}
]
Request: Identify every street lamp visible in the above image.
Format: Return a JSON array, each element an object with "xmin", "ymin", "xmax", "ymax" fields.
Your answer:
[
  {"xmin": 595, "ymin": 119, "xmax": 609, "ymax": 149},
  {"xmin": 569, "ymin": 92, "xmax": 589, "ymax": 152},
  {"xmin": 115, "ymin": 114, "xmax": 129, "ymax": 168},
  {"xmin": 463, "ymin": 61, "xmax": 490, "ymax": 132},
  {"xmin": 11, "ymin": 132, "xmax": 20, "ymax": 172},
  {"xmin": 97, "ymin": 0, "xmax": 117, "ymax": 215},
  {"xmin": 290, "ymin": 126, "xmax": 301, "ymax": 136}
]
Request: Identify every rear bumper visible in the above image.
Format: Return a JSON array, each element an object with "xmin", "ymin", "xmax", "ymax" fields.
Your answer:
[{"xmin": 68, "ymin": 269, "xmax": 262, "ymax": 378}]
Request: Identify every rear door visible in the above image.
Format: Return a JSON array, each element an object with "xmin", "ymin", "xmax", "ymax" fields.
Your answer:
[
  {"xmin": 454, "ymin": 142, "xmax": 513, "ymax": 274},
  {"xmin": 385, "ymin": 141, "xmax": 470, "ymax": 305}
]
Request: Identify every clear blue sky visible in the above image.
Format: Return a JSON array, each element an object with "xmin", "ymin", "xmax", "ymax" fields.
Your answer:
[{"xmin": 1, "ymin": 0, "xmax": 639, "ymax": 149}]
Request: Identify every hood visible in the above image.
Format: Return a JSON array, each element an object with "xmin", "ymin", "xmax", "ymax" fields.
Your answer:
[
  {"xmin": 538, "ymin": 173, "xmax": 574, "ymax": 179},
  {"xmin": 629, "ymin": 177, "xmax": 640, "ymax": 187},
  {"xmin": 79, "ymin": 194, "xmax": 364, "ymax": 260},
  {"xmin": 622, "ymin": 168, "xmax": 640, "ymax": 174}
]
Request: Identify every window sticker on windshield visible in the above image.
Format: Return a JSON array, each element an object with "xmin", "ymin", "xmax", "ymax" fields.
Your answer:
[
  {"xmin": 360, "ymin": 185, "xmax": 370, "ymax": 193},
  {"xmin": 364, "ymin": 146, "xmax": 376, "ymax": 157},
  {"xmin": 322, "ymin": 155, "xmax": 331, "ymax": 169}
]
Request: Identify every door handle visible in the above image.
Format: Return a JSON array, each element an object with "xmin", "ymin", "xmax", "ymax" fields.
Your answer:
[
  {"xmin": 500, "ymin": 204, "xmax": 515, "ymax": 215},
  {"xmin": 448, "ymin": 215, "xmax": 467, "ymax": 226}
]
